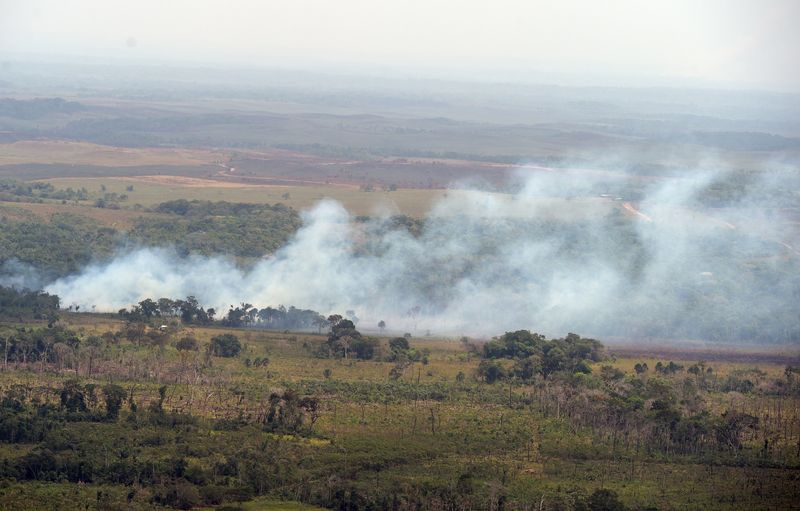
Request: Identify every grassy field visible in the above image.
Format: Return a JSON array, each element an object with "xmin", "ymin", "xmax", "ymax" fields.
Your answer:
[
  {"xmin": 35, "ymin": 176, "xmax": 448, "ymax": 217},
  {"xmin": 59, "ymin": 313, "xmax": 799, "ymax": 393},
  {"xmin": 35, "ymin": 176, "xmax": 624, "ymax": 220},
  {"xmin": 1, "ymin": 311, "xmax": 798, "ymax": 510}
]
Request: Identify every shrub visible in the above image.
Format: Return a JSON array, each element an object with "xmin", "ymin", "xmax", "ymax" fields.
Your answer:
[
  {"xmin": 477, "ymin": 360, "xmax": 507, "ymax": 384},
  {"xmin": 587, "ymin": 488, "xmax": 627, "ymax": 511},
  {"xmin": 210, "ymin": 334, "xmax": 241, "ymax": 358},
  {"xmin": 175, "ymin": 336, "xmax": 198, "ymax": 351}
]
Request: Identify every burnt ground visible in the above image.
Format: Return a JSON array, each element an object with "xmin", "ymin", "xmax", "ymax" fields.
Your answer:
[
  {"xmin": 608, "ymin": 343, "xmax": 800, "ymax": 365},
  {"xmin": 227, "ymin": 152, "xmax": 518, "ymax": 189}
]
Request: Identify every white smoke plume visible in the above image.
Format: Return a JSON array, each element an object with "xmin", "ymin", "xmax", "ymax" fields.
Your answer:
[
  {"xmin": 43, "ymin": 168, "xmax": 800, "ymax": 343},
  {"xmin": 0, "ymin": 259, "xmax": 46, "ymax": 290}
]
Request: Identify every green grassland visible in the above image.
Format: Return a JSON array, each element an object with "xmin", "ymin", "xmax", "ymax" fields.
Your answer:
[{"xmin": 0, "ymin": 310, "xmax": 798, "ymax": 511}]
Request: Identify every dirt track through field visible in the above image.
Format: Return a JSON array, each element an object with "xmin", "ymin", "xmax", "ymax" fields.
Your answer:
[{"xmin": 121, "ymin": 175, "xmax": 258, "ymax": 188}]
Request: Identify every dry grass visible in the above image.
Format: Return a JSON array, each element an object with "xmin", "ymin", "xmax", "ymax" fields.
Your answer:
[
  {"xmin": 606, "ymin": 355, "xmax": 789, "ymax": 379},
  {"xmin": 38, "ymin": 176, "xmax": 451, "ymax": 217},
  {"xmin": 60, "ymin": 314, "xmax": 793, "ymax": 386},
  {"xmin": 37, "ymin": 176, "xmax": 623, "ymax": 219}
]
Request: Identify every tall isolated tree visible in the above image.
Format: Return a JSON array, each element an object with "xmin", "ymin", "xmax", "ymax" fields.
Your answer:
[{"xmin": 326, "ymin": 316, "xmax": 368, "ymax": 359}]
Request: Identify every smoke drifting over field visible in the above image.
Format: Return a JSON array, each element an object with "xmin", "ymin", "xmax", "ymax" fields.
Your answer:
[
  {"xmin": 0, "ymin": 259, "xmax": 45, "ymax": 291},
  {"xmin": 44, "ymin": 169, "xmax": 800, "ymax": 343}
]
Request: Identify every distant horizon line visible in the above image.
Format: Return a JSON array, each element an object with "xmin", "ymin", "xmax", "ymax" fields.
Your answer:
[{"xmin": 2, "ymin": 50, "xmax": 797, "ymax": 97}]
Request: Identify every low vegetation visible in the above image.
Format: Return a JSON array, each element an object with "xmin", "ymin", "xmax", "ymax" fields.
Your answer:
[
  {"xmin": 0, "ymin": 290, "xmax": 798, "ymax": 509},
  {"xmin": 0, "ymin": 179, "xmax": 91, "ymax": 203}
]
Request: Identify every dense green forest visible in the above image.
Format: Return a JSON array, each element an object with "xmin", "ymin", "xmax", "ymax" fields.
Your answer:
[
  {"xmin": 0, "ymin": 214, "xmax": 119, "ymax": 277},
  {"xmin": 0, "ymin": 286, "xmax": 60, "ymax": 323},
  {"xmin": 131, "ymin": 201, "xmax": 302, "ymax": 258},
  {"xmin": 0, "ymin": 198, "xmax": 424, "ymax": 280},
  {"xmin": 0, "ymin": 200, "xmax": 303, "ymax": 279}
]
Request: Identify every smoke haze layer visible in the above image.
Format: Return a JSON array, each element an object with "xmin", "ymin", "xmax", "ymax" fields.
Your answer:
[{"xmin": 43, "ymin": 169, "xmax": 800, "ymax": 343}]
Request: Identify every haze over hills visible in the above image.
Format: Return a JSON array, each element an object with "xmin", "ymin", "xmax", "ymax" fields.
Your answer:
[
  {"xmin": 0, "ymin": 59, "xmax": 798, "ymax": 345},
  {"xmin": 1, "ymin": 3, "xmax": 800, "ymax": 510}
]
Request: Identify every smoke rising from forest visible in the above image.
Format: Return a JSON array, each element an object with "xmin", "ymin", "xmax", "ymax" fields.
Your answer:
[{"xmin": 42, "ymin": 168, "xmax": 800, "ymax": 343}]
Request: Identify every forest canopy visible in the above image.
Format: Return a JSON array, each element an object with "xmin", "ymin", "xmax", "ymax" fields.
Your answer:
[{"xmin": 0, "ymin": 200, "xmax": 302, "ymax": 280}]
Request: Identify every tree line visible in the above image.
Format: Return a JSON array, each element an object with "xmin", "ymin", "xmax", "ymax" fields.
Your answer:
[
  {"xmin": 0, "ymin": 199, "xmax": 303, "ymax": 280},
  {"xmin": 0, "ymin": 286, "xmax": 60, "ymax": 324}
]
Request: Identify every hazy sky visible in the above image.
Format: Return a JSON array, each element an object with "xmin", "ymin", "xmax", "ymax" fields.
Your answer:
[{"xmin": 1, "ymin": 0, "xmax": 798, "ymax": 91}]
